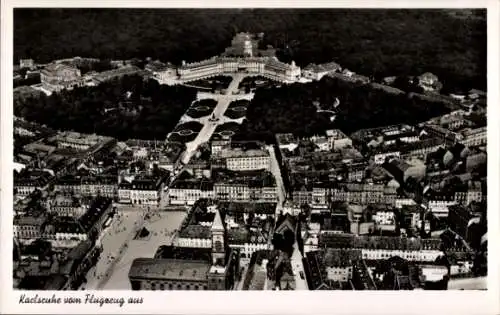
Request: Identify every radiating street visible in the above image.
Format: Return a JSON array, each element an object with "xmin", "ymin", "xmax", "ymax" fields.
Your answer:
[
  {"xmin": 181, "ymin": 73, "xmax": 254, "ymax": 165},
  {"xmin": 267, "ymin": 145, "xmax": 287, "ymax": 211}
]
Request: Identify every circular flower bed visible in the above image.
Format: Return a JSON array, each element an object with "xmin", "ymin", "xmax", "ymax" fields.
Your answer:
[
  {"xmin": 220, "ymin": 130, "xmax": 235, "ymax": 137},
  {"xmin": 173, "ymin": 121, "xmax": 203, "ymax": 133},
  {"xmin": 215, "ymin": 122, "xmax": 241, "ymax": 134},
  {"xmin": 186, "ymin": 106, "xmax": 213, "ymax": 119},
  {"xmin": 223, "ymin": 108, "xmax": 247, "ymax": 119},
  {"xmin": 179, "ymin": 129, "xmax": 194, "ymax": 136}
]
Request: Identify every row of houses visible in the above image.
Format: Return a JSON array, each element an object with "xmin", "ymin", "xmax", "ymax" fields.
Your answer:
[
  {"xmin": 291, "ymin": 180, "xmax": 400, "ymax": 208},
  {"xmin": 14, "ymin": 239, "xmax": 102, "ymax": 290},
  {"xmin": 167, "ymin": 170, "xmax": 278, "ymax": 205},
  {"xmin": 13, "ymin": 197, "xmax": 113, "ymax": 244}
]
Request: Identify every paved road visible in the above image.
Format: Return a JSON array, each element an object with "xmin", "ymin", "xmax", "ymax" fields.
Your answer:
[
  {"xmin": 83, "ymin": 207, "xmax": 146, "ymax": 290},
  {"xmin": 291, "ymin": 242, "xmax": 309, "ymax": 290},
  {"xmin": 267, "ymin": 145, "xmax": 287, "ymax": 215},
  {"xmin": 99, "ymin": 210, "xmax": 187, "ymax": 290},
  {"xmin": 234, "ymin": 259, "xmax": 251, "ymax": 291},
  {"xmin": 447, "ymin": 276, "xmax": 487, "ymax": 290},
  {"xmin": 178, "ymin": 73, "xmax": 252, "ymax": 166},
  {"xmin": 163, "ymin": 73, "xmax": 256, "ymax": 204}
]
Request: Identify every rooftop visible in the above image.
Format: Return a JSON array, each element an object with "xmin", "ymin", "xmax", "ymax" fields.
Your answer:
[
  {"xmin": 276, "ymin": 133, "xmax": 297, "ymax": 146},
  {"xmin": 51, "ymin": 216, "xmax": 86, "ymax": 234},
  {"xmin": 319, "ymin": 234, "xmax": 442, "ymax": 251},
  {"xmin": 303, "ymin": 61, "xmax": 342, "ymax": 73},
  {"xmin": 92, "ymin": 66, "xmax": 142, "ymax": 82},
  {"xmin": 129, "ymin": 258, "xmax": 210, "ymax": 282},
  {"xmin": 14, "ymin": 169, "xmax": 53, "ymax": 187},
  {"xmin": 321, "ymin": 248, "xmax": 363, "ymax": 267},
  {"xmin": 218, "ymin": 148, "xmax": 269, "ymax": 159},
  {"xmin": 14, "ymin": 213, "xmax": 47, "ymax": 226},
  {"xmin": 78, "ymin": 197, "xmax": 112, "ymax": 233},
  {"xmin": 212, "ymin": 169, "xmax": 276, "ymax": 187},
  {"xmin": 41, "ymin": 63, "xmax": 80, "ymax": 75},
  {"xmin": 227, "ymin": 227, "xmax": 250, "ymax": 244},
  {"xmin": 178, "ymin": 225, "xmax": 211, "ymax": 239},
  {"xmin": 155, "ymin": 245, "xmax": 212, "ymax": 262},
  {"xmin": 170, "ymin": 178, "xmax": 214, "ymax": 191}
]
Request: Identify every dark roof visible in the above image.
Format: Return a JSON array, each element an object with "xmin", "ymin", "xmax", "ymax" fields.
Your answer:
[
  {"xmin": 219, "ymin": 202, "xmax": 276, "ymax": 215},
  {"xmin": 170, "ymin": 178, "xmax": 214, "ymax": 191},
  {"xmin": 66, "ymin": 240, "xmax": 92, "ymax": 261},
  {"xmin": 14, "ymin": 170, "xmax": 52, "ymax": 187},
  {"xmin": 304, "ymin": 251, "xmax": 328, "ymax": 290},
  {"xmin": 154, "ymin": 245, "xmax": 212, "ymax": 262},
  {"xmin": 80, "ymin": 175, "xmax": 117, "ymax": 185},
  {"xmin": 275, "ymin": 213, "xmax": 297, "ymax": 234},
  {"xmin": 321, "ymin": 248, "xmax": 362, "ymax": 267},
  {"xmin": 212, "ymin": 169, "xmax": 276, "ymax": 187},
  {"xmin": 128, "ymin": 258, "xmax": 210, "ymax": 282},
  {"xmin": 384, "ymin": 131, "xmax": 419, "ymax": 142},
  {"xmin": 227, "ymin": 228, "xmax": 250, "ymax": 244},
  {"xmin": 178, "ymin": 225, "xmax": 211, "ymax": 239},
  {"xmin": 319, "ymin": 234, "xmax": 442, "ymax": 251},
  {"xmin": 129, "ymin": 175, "xmax": 166, "ymax": 190},
  {"xmin": 396, "ymin": 275, "xmax": 413, "ymax": 290},
  {"xmin": 18, "ymin": 275, "xmax": 68, "ymax": 290},
  {"xmin": 52, "ymin": 216, "xmax": 86, "ymax": 234},
  {"xmin": 78, "ymin": 197, "xmax": 112, "ymax": 233}
]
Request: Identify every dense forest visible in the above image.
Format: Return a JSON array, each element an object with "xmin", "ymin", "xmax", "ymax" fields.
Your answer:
[
  {"xmin": 235, "ymin": 76, "xmax": 452, "ymax": 143},
  {"xmin": 14, "ymin": 9, "xmax": 486, "ymax": 90},
  {"xmin": 13, "ymin": 75, "xmax": 197, "ymax": 140}
]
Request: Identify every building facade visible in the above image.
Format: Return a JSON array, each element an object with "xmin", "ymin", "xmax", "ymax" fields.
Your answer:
[
  {"xmin": 40, "ymin": 63, "xmax": 83, "ymax": 92},
  {"xmin": 176, "ymin": 57, "xmax": 301, "ymax": 83}
]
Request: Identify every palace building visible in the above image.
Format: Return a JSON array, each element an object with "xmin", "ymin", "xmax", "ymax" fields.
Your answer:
[
  {"xmin": 152, "ymin": 33, "xmax": 301, "ymax": 84},
  {"xmin": 40, "ymin": 62, "xmax": 83, "ymax": 92},
  {"xmin": 175, "ymin": 56, "xmax": 300, "ymax": 83}
]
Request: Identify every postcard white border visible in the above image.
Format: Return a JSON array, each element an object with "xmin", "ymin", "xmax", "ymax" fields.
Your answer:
[{"xmin": 1, "ymin": 0, "xmax": 499, "ymax": 314}]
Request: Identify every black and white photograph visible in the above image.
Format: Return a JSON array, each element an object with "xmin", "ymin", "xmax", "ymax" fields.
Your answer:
[{"xmin": 1, "ymin": 2, "xmax": 499, "ymax": 315}]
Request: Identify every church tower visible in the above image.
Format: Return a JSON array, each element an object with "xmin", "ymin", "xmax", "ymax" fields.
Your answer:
[{"xmin": 211, "ymin": 207, "xmax": 226, "ymax": 266}]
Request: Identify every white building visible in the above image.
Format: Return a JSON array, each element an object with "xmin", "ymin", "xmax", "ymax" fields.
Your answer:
[
  {"xmin": 218, "ymin": 148, "xmax": 271, "ymax": 171},
  {"xmin": 373, "ymin": 150, "xmax": 401, "ymax": 165},
  {"xmin": 229, "ymin": 243, "xmax": 269, "ymax": 259},
  {"xmin": 309, "ymin": 129, "xmax": 353, "ymax": 152},
  {"xmin": 175, "ymin": 237, "xmax": 212, "ymax": 248},
  {"xmin": 302, "ymin": 61, "xmax": 342, "ymax": 81},
  {"xmin": 167, "ymin": 180, "xmax": 214, "ymax": 206},
  {"xmin": 282, "ymin": 201, "xmax": 302, "ymax": 216},
  {"xmin": 40, "ymin": 63, "xmax": 83, "ymax": 92},
  {"xmin": 460, "ymin": 127, "xmax": 487, "ymax": 147},
  {"xmin": 373, "ymin": 210, "xmax": 395, "ymax": 226},
  {"xmin": 420, "ymin": 265, "xmax": 448, "ymax": 282},
  {"xmin": 395, "ymin": 198, "xmax": 417, "ymax": 208},
  {"xmin": 54, "ymin": 232, "xmax": 87, "ymax": 242},
  {"xmin": 176, "ymin": 56, "xmax": 301, "ymax": 83},
  {"xmin": 427, "ymin": 200, "xmax": 457, "ymax": 218},
  {"xmin": 361, "ymin": 249, "xmax": 443, "ymax": 262},
  {"xmin": 450, "ymin": 261, "xmax": 474, "ymax": 276},
  {"xmin": 118, "ymin": 174, "xmax": 167, "ymax": 206}
]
